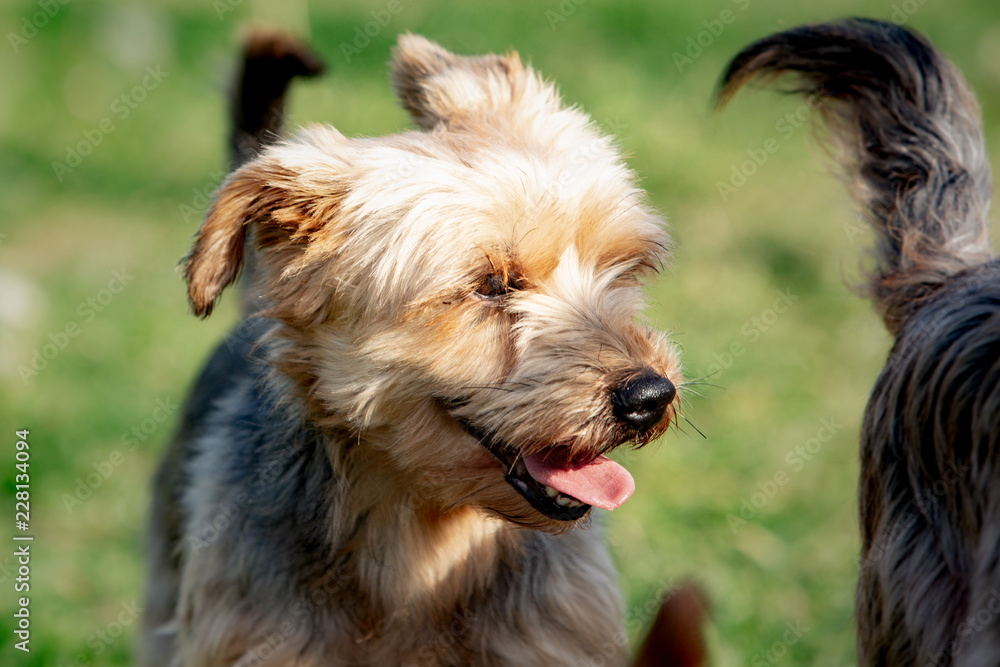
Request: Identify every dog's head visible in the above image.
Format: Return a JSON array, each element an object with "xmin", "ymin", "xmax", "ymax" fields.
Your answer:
[{"xmin": 185, "ymin": 35, "xmax": 681, "ymax": 531}]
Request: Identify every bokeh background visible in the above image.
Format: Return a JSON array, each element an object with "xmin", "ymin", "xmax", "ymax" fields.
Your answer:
[{"xmin": 3, "ymin": 0, "xmax": 1000, "ymax": 664}]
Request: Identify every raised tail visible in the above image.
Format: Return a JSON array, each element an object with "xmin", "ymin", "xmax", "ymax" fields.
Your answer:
[
  {"xmin": 229, "ymin": 30, "xmax": 325, "ymax": 168},
  {"xmin": 716, "ymin": 18, "xmax": 994, "ymax": 335},
  {"xmin": 632, "ymin": 582, "xmax": 709, "ymax": 667},
  {"xmin": 226, "ymin": 30, "xmax": 324, "ymax": 315}
]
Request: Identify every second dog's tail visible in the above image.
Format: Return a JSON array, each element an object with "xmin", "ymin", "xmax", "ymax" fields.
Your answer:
[
  {"xmin": 226, "ymin": 30, "xmax": 324, "ymax": 315},
  {"xmin": 716, "ymin": 18, "xmax": 995, "ymax": 335},
  {"xmin": 229, "ymin": 30, "xmax": 324, "ymax": 168}
]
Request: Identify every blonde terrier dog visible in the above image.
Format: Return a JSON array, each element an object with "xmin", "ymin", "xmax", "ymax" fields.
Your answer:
[{"xmin": 142, "ymin": 31, "xmax": 691, "ymax": 667}]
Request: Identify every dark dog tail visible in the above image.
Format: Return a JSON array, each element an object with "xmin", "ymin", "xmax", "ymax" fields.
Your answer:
[
  {"xmin": 226, "ymin": 31, "xmax": 324, "ymax": 315},
  {"xmin": 632, "ymin": 582, "xmax": 709, "ymax": 667},
  {"xmin": 229, "ymin": 30, "xmax": 324, "ymax": 168},
  {"xmin": 716, "ymin": 18, "xmax": 995, "ymax": 335}
]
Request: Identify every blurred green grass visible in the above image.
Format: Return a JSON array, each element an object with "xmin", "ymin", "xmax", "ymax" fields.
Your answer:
[{"xmin": 3, "ymin": 1, "xmax": 1000, "ymax": 664}]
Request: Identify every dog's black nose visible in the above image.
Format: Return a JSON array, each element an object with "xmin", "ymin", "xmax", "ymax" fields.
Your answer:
[{"xmin": 611, "ymin": 372, "xmax": 676, "ymax": 433}]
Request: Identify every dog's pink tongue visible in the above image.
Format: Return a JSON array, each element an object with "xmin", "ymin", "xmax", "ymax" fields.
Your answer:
[{"xmin": 523, "ymin": 451, "xmax": 635, "ymax": 510}]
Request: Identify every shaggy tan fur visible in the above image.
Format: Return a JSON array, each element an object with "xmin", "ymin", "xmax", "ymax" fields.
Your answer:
[{"xmin": 144, "ymin": 33, "xmax": 686, "ymax": 667}]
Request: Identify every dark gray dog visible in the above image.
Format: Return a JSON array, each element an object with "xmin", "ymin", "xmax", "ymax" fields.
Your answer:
[{"xmin": 720, "ymin": 18, "xmax": 1000, "ymax": 667}]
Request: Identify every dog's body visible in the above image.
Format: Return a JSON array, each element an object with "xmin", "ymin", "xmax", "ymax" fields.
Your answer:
[
  {"xmin": 720, "ymin": 19, "xmax": 1000, "ymax": 666},
  {"xmin": 146, "ymin": 320, "xmax": 629, "ymax": 666},
  {"xmin": 143, "ymin": 33, "xmax": 690, "ymax": 666}
]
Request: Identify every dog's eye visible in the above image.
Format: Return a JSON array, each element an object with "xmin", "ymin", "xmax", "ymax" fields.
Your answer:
[{"xmin": 475, "ymin": 272, "xmax": 523, "ymax": 300}]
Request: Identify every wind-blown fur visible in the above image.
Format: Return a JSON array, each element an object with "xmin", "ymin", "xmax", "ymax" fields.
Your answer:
[
  {"xmin": 143, "ymin": 30, "xmax": 694, "ymax": 666},
  {"xmin": 719, "ymin": 18, "xmax": 1000, "ymax": 666}
]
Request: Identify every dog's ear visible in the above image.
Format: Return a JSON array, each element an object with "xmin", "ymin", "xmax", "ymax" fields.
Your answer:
[
  {"xmin": 184, "ymin": 129, "xmax": 348, "ymax": 318},
  {"xmin": 390, "ymin": 34, "xmax": 554, "ymax": 129}
]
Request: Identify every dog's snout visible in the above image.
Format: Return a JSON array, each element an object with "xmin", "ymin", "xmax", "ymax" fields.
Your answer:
[{"xmin": 611, "ymin": 371, "xmax": 676, "ymax": 433}]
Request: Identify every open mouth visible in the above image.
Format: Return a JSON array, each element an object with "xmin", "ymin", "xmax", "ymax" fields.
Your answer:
[{"xmin": 457, "ymin": 420, "xmax": 635, "ymax": 522}]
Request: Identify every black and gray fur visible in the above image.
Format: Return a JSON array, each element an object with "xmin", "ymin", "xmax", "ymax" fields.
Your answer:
[{"xmin": 719, "ymin": 18, "xmax": 1000, "ymax": 666}]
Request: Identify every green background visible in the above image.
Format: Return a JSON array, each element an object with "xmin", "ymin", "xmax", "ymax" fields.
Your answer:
[{"xmin": 3, "ymin": 0, "xmax": 1000, "ymax": 664}]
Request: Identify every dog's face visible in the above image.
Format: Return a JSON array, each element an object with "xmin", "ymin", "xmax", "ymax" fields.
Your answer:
[{"xmin": 185, "ymin": 35, "xmax": 681, "ymax": 531}]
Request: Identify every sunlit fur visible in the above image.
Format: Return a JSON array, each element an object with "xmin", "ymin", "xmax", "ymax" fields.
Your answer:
[{"xmin": 143, "ymin": 33, "xmax": 684, "ymax": 666}]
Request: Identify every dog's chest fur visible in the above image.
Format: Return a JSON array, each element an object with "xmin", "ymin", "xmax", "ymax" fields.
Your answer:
[{"xmin": 174, "ymin": 347, "xmax": 629, "ymax": 666}]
